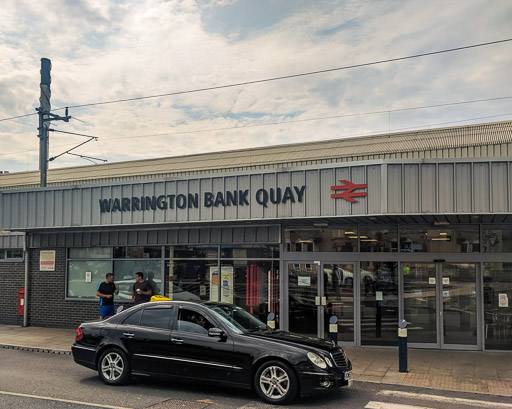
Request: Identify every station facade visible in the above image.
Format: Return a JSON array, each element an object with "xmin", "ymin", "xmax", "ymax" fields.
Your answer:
[{"xmin": 1, "ymin": 120, "xmax": 512, "ymax": 351}]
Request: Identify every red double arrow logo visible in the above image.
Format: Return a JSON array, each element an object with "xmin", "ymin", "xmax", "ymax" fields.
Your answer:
[{"xmin": 330, "ymin": 180, "xmax": 367, "ymax": 203}]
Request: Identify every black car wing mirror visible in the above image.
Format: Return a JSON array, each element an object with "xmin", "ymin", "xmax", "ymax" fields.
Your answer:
[{"xmin": 208, "ymin": 327, "xmax": 225, "ymax": 339}]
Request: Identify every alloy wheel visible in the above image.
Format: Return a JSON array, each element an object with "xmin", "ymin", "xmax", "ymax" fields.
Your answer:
[
  {"xmin": 259, "ymin": 365, "xmax": 290, "ymax": 399},
  {"xmin": 101, "ymin": 352, "xmax": 124, "ymax": 381}
]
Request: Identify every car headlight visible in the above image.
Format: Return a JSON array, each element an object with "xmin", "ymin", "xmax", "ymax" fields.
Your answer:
[
  {"xmin": 324, "ymin": 356, "xmax": 334, "ymax": 367},
  {"xmin": 307, "ymin": 352, "xmax": 327, "ymax": 369}
]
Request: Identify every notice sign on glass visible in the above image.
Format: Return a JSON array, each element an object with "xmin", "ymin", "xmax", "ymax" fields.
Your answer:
[
  {"xmin": 298, "ymin": 276, "xmax": 311, "ymax": 286},
  {"xmin": 499, "ymin": 293, "xmax": 509, "ymax": 308},
  {"xmin": 40, "ymin": 250, "xmax": 56, "ymax": 271}
]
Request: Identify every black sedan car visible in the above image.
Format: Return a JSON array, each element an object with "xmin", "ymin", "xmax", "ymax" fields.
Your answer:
[{"xmin": 72, "ymin": 301, "xmax": 352, "ymax": 405}]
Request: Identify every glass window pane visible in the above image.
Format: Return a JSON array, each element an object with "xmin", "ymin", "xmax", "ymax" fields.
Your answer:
[
  {"xmin": 220, "ymin": 245, "xmax": 279, "ymax": 259},
  {"xmin": 359, "ymin": 226, "xmax": 397, "ymax": 252},
  {"xmin": 323, "ymin": 264, "xmax": 354, "ymax": 342},
  {"xmin": 0, "ymin": 251, "xmax": 5, "ymax": 259},
  {"xmin": 360, "ymin": 261, "xmax": 398, "ymax": 346},
  {"xmin": 168, "ymin": 246, "xmax": 218, "ymax": 259},
  {"xmin": 167, "ymin": 260, "xmax": 216, "ymax": 301},
  {"xmin": 288, "ymin": 263, "xmax": 319, "ymax": 337},
  {"xmin": 442, "ymin": 263, "xmax": 477, "ymax": 345},
  {"xmin": 403, "ymin": 263, "xmax": 437, "ymax": 343},
  {"xmin": 400, "ymin": 226, "xmax": 480, "ymax": 253},
  {"xmin": 177, "ymin": 309, "xmax": 214, "ymax": 334},
  {"xmin": 114, "ymin": 260, "xmax": 161, "ymax": 301},
  {"xmin": 483, "ymin": 227, "xmax": 512, "ymax": 253},
  {"xmin": 284, "ymin": 228, "xmax": 358, "ymax": 252},
  {"xmin": 113, "ymin": 246, "xmax": 161, "ymax": 258},
  {"xmin": 6, "ymin": 249, "xmax": 23, "ymax": 259},
  {"xmin": 67, "ymin": 260, "xmax": 112, "ymax": 298},
  {"xmin": 220, "ymin": 260, "xmax": 279, "ymax": 325},
  {"xmin": 429, "ymin": 227, "xmax": 479, "ymax": 253},
  {"xmin": 483, "ymin": 262, "xmax": 512, "ymax": 350},
  {"xmin": 140, "ymin": 308, "xmax": 172, "ymax": 329},
  {"xmin": 68, "ymin": 247, "xmax": 111, "ymax": 259},
  {"xmin": 400, "ymin": 226, "xmax": 429, "ymax": 252},
  {"xmin": 123, "ymin": 309, "xmax": 142, "ymax": 326}
]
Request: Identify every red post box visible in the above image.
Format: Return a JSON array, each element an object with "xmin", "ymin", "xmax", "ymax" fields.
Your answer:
[{"xmin": 18, "ymin": 289, "xmax": 25, "ymax": 316}]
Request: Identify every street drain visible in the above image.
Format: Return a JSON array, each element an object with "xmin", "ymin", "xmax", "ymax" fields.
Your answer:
[{"xmin": 145, "ymin": 399, "xmax": 211, "ymax": 409}]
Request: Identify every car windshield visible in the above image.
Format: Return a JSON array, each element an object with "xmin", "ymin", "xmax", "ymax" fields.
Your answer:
[{"xmin": 208, "ymin": 304, "xmax": 270, "ymax": 334}]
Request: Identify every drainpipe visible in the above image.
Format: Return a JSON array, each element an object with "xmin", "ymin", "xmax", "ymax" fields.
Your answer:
[{"xmin": 23, "ymin": 232, "xmax": 29, "ymax": 327}]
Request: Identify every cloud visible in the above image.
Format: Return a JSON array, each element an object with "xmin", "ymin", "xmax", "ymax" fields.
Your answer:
[{"xmin": 0, "ymin": 0, "xmax": 511, "ymax": 173}]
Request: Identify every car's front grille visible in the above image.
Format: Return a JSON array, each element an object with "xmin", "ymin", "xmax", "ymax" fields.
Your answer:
[{"xmin": 331, "ymin": 349, "xmax": 348, "ymax": 369}]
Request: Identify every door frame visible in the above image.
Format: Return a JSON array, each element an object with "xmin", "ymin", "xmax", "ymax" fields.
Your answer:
[
  {"xmin": 403, "ymin": 260, "xmax": 482, "ymax": 351},
  {"xmin": 283, "ymin": 260, "xmax": 358, "ymax": 345}
]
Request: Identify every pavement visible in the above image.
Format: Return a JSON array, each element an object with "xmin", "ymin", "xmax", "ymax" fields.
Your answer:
[{"xmin": 1, "ymin": 324, "xmax": 511, "ymax": 398}]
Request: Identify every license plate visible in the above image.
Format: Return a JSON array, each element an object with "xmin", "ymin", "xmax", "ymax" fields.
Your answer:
[{"xmin": 344, "ymin": 371, "xmax": 352, "ymax": 381}]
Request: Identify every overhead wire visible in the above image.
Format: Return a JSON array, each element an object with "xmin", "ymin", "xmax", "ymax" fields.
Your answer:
[
  {"xmin": 99, "ymin": 95, "xmax": 512, "ymax": 142},
  {"xmin": 1, "ymin": 37, "xmax": 511, "ymax": 123},
  {"xmin": 52, "ymin": 38, "xmax": 512, "ymax": 111},
  {"xmin": 1, "ymin": 112, "xmax": 511, "ymax": 160}
]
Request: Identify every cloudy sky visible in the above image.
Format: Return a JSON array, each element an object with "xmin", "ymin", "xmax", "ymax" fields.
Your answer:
[{"xmin": 1, "ymin": 0, "xmax": 511, "ymax": 173}]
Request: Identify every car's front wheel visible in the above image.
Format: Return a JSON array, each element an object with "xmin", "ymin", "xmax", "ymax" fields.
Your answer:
[
  {"xmin": 98, "ymin": 348, "xmax": 131, "ymax": 385},
  {"xmin": 254, "ymin": 360, "xmax": 298, "ymax": 405}
]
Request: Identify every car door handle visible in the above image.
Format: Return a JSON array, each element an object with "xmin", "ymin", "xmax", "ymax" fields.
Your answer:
[
  {"xmin": 123, "ymin": 332, "xmax": 135, "ymax": 338},
  {"xmin": 171, "ymin": 338, "xmax": 184, "ymax": 344}
]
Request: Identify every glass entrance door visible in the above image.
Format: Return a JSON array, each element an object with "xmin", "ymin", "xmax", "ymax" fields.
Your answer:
[
  {"xmin": 403, "ymin": 263, "xmax": 438, "ymax": 344},
  {"xmin": 323, "ymin": 264, "xmax": 355, "ymax": 342},
  {"xmin": 441, "ymin": 263, "xmax": 478, "ymax": 347},
  {"xmin": 287, "ymin": 262, "xmax": 355, "ymax": 341},
  {"xmin": 403, "ymin": 262, "xmax": 478, "ymax": 348},
  {"xmin": 288, "ymin": 263, "xmax": 319, "ymax": 337}
]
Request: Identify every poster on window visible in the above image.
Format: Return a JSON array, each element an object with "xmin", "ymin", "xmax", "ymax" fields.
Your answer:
[
  {"xmin": 209, "ymin": 267, "xmax": 234, "ymax": 303},
  {"xmin": 40, "ymin": 250, "xmax": 56, "ymax": 271}
]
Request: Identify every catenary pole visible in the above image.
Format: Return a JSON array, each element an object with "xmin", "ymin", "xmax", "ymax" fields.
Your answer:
[{"xmin": 38, "ymin": 58, "xmax": 52, "ymax": 187}]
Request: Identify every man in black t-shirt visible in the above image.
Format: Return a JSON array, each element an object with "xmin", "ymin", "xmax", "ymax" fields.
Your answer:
[
  {"xmin": 132, "ymin": 272, "xmax": 152, "ymax": 305},
  {"xmin": 96, "ymin": 273, "xmax": 119, "ymax": 319}
]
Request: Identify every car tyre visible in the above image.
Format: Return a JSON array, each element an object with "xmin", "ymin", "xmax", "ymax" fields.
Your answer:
[
  {"xmin": 254, "ymin": 360, "xmax": 298, "ymax": 405},
  {"xmin": 98, "ymin": 348, "xmax": 131, "ymax": 385}
]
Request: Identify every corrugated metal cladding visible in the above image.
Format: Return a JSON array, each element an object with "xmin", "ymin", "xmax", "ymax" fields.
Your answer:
[
  {"xmin": 0, "ymin": 233, "xmax": 24, "ymax": 248},
  {"xmin": 2, "ymin": 120, "xmax": 512, "ymax": 190},
  {"xmin": 1, "ymin": 159, "xmax": 512, "ymax": 231},
  {"xmin": 28, "ymin": 225, "xmax": 280, "ymax": 248}
]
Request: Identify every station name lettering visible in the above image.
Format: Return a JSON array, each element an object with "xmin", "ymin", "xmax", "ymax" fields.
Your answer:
[{"xmin": 98, "ymin": 186, "xmax": 306, "ymax": 213}]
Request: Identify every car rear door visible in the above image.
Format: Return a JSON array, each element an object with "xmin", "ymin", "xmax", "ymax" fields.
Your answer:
[
  {"xmin": 168, "ymin": 305, "xmax": 242, "ymax": 384},
  {"xmin": 115, "ymin": 304, "xmax": 175, "ymax": 375}
]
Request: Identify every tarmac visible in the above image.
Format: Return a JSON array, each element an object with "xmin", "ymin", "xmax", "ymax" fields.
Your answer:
[{"xmin": 0, "ymin": 324, "xmax": 511, "ymax": 397}]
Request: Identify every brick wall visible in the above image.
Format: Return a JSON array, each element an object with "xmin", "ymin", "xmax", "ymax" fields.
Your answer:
[
  {"xmin": 0, "ymin": 259, "xmax": 25, "ymax": 325},
  {"xmin": 25, "ymin": 248, "xmax": 131, "ymax": 329}
]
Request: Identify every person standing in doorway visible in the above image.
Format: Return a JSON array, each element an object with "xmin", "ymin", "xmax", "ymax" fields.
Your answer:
[
  {"xmin": 132, "ymin": 272, "xmax": 152, "ymax": 305},
  {"xmin": 96, "ymin": 273, "xmax": 119, "ymax": 319}
]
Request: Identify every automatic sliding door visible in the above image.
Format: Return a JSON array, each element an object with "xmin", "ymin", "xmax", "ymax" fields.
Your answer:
[
  {"xmin": 403, "ymin": 263, "xmax": 438, "ymax": 345},
  {"xmin": 288, "ymin": 263, "xmax": 319, "ymax": 337},
  {"xmin": 360, "ymin": 262, "xmax": 398, "ymax": 346},
  {"xmin": 323, "ymin": 264, "xmax": 355, "ymax": 342},
  {"xmin": 441, "ymin": 263, "xmax": 477, "ymax": 346}
]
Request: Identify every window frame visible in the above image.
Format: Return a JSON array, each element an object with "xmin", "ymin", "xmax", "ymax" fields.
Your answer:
[{"xmin": 0, "ymin": 248, "xmax": 24, "ymax": 262}]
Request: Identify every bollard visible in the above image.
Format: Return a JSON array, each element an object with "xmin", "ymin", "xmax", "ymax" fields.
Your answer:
[
  {"xmin": 328, "ymin": 316, "xmax": 338, "ymax": 344},
  {"xmin": 398, "ymin": 319, "xmax": 408, "ymax": 373},
  {"xmin": 267, "ymin": 312, "xmax": 276, "ymax": 329}
]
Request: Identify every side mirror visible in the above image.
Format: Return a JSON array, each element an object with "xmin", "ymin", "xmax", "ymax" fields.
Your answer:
[{"xmin": 208, "ymin": 327, "xmax": 225, "ymax": 338}]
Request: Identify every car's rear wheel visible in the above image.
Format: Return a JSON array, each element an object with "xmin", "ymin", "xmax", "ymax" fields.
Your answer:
[
  {"xmin": 98, "ymin": 349, "xmax": 131, "ymax": 385},
  {"xmin": 254, "ymin": 360, "xmax": 298, "ymax": 405}
]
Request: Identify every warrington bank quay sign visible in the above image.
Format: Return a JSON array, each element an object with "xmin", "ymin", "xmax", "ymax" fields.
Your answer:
[
  {"xmin": 98, "ymin": 180, "xmax": 367, "ymax": 214},
  {"xmin": 99, "ymin": 186, "xmax": 307, "ymax": 213}
]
